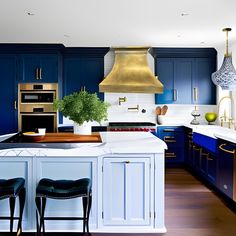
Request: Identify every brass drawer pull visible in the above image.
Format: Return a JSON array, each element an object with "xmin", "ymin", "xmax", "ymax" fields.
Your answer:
[
  {"xmin": 164, "ymin": 136, "xmax": 176, "ymax": 142},
  {"xmin": 219, "ymin": 144, "xmax": 235, "ymax": 154},
  {"xmin": 163, "ymin": 129, "xmax": 175, "ymax": 132},
  {"xmin": 207, "ymin": 157, "xmax": 214, "ymax": 161},
  {"xmin": 165, "ymin": 152, "xmax": 176, "ymax": 158},
  {"xmin": 201, "ymin": 152, "xmax": 209, "ymax": 157},
  {"xmin": 193, "ymin": 145, "xmax": 201, "ymax": 151}
]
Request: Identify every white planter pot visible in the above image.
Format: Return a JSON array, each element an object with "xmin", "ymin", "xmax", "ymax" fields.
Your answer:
[{"xmin": 73, "ymin": 122, "xmax": 91, "ymax": 135}]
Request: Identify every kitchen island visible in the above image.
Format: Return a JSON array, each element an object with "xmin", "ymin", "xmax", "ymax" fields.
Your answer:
[{"xmin": 0, "ymin": 132, "xmax": 167, "ymax": 233}]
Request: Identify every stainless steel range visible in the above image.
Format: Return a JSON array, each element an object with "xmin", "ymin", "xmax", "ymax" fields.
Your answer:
[{"xmin": 108, "ymin": 122, "xmax": 156, "ymax": 132}]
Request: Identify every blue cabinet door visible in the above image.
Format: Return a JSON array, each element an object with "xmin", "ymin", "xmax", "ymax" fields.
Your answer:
[
  {"xmin": 218, "ymin": 142, "xmax": 234, "ymax": 199},
  {"xmin": 19, "ymin": 54, "xmax": 58, "ymax": 83},
  {"xmin": 155, "ymin": 58, "xmax": 193, "ymax": 104},
  {"xmin": 174, "ymin": 58, "xmax": 193, "ymax": 104},
  {"xmin": 155, "ymin": 58, "xmax": 174, "ymax": 104},
  {"xmin": 0, "ymin": 55, "xmax": 17, "ymax": 135},
  {"xmin": 63, "ymin": 57, "xmax": 104, "ymax": 99},
  {"xmin": 192, "ymin": 58, "xmax": 216, "ymax": 105}
]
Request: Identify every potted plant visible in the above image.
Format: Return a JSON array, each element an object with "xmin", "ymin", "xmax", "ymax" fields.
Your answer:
[{"xmin": 54, "ymin": 90, "xmax": 109, "ymax": 135}]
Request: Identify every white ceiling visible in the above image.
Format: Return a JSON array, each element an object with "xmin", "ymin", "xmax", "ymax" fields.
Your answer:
[{"xmin": 1, "ymin": 0, "xmax": 236, "ymax": 48}]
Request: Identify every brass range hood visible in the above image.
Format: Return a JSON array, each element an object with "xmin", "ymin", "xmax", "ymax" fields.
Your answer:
[{"xmin": 99, "ymin": 47, "xmax": 163, "ymax": 93}]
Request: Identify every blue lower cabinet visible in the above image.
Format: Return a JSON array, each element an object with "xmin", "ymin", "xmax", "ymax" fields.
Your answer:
[
  {"xmin": 0, "ymin": 55, "xmax": 17, "ymax": 135},
  {"xmin": 165, "ymin": 147, "xmax": 184, "ymax": 164},
  {"xmin": 207, "ymin": 153, "xmax": 217, "ymax": 184},
  {"xmin": 217, "ymin": 140, "xmax": 235, "ymax": 200},
  {"xmin": 192, "ymin": 144, "xmax": 201, "ymax": 171},
  {"xmin": 157, "ymin": 126, "xmax": 185, "ymax": 164}
]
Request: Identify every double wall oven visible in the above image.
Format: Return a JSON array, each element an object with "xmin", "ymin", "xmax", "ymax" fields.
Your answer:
[{"xmin": 18, "ymin": 83, "xmax": 58, "ymax": 132}]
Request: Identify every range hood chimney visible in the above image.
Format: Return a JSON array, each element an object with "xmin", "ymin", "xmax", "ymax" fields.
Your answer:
[{"xmin": 99, "ymin": 47, "xmax": 163, "ymax": 93}]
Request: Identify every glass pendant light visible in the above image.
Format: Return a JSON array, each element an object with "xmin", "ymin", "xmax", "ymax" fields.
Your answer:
[{"xmin": 212, "ymin": 28, "xmax": 236, "ymax": 90}]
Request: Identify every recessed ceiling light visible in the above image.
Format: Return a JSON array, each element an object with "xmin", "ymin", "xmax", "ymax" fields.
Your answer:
[
  {"xmin": 181, "ymin": 13, "xmax": 189, "ymax": 17},
  {"xmin": 64, "ymin": 34, "xmax": 70, "ymax": 38},
  {"xmin": 200, "ymin": 41, "xmax": 205, "ymax": 44},
  {"xmin": 177, "ymin": 35, "xmax": 181, "ymax": 38},
  {"xmin": 27, "ymin": 12, "xmax": 35, "ymax": 16}
]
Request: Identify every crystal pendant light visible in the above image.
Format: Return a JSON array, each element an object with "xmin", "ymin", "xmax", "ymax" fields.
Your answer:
[{"xmin": 212, "ymin": 28, "xmax": 236, "ymax": 90}]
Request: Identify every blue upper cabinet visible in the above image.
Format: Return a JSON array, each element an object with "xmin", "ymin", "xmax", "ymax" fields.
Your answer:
[
  {"xmin": 151, "ymin": 48, "xmax": 217, "ymax": 105},
  {"xmin": 19, "ymin": 54, "xmax": 59, "ymax": 83},
  {"xmin": 63, "ymin": 48, "xmax": 109, "ymax": 100},
  {"xmin": 192, "ymin": 58, "xmax": 216, "ymax": 104},
  {"xmin": 155, "ymin": 58, "xmax": 193, "ymax": 104},
  {"xmin": 0, "ymin": 55, "xmax": 17, "ymax": 135}
]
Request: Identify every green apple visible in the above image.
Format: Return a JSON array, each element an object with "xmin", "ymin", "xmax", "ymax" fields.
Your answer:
[{"xmin": 205, "ymin": 112, "xmax": 217, "ymax": 122}]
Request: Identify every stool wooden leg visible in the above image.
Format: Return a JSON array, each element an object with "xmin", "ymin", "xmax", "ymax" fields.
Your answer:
[
  {"xmin": 17, "ymin": 187, "xmax": 26, "ymax": 235},
  {"xmin": 9, "ymin": 196, "xmax": 16, "ymax": 232},
  {"xmin": 35, "ymin": 197, "xmax": 41, "ymax": 235}
]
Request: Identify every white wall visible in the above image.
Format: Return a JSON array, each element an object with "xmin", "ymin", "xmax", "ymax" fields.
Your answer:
[{"xmin": 104, "ymin": 50, "xmax": 217, "ymax": 125}]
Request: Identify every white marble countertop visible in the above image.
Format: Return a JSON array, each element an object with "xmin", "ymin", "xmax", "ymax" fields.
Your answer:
[{"xmin": 0, "ymin": 132, "xmax": 167, "ymax": 156}]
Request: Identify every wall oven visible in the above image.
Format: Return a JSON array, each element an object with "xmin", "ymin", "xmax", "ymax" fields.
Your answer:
[{"xmin": 18, "ymin": 83, "xmax": 58, "ymax": 132}]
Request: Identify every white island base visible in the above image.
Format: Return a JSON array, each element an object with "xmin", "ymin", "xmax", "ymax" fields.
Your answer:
[{"xmin": 0, "ymin": 132, "xmax": 167, "ymax": 233}]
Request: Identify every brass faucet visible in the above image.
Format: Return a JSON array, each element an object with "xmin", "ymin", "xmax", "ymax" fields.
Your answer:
[
  {"xmin": 119, "ymin": 97, "xmax": 126, "ymax": 105},
  {"xmin": 218, "ymin": 95, "xmax": 235, "ymax": 128}
]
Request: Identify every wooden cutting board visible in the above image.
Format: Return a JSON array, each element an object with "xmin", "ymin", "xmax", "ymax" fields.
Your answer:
[{"xmin": 35, "ymin": 132, "xmax": 102, "ymax": 143}]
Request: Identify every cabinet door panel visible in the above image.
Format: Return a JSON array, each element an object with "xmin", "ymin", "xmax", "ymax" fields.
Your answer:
[
  {"xmin": 0, "ymin": 55, "xmax": 17, "ymax": 134},
  {"xmin": 40, "ymin": 55, "xmax": 58, "ymax": 82},
  {"xmin": 174, "ymin": 58, "xmax": 193, "ymax": 104},
  {"xmin": 155, "ymin": 58, "xmax": 174, "ymax": 104},
  {"xmin": 63, "ymin": 57, "xmax": 104, "ymax": 100},
  {"xmin": 20, "ymin": 55, "xmax": 40, "ymax": 82},
  {"xmin": 103, "ymin": 157, "xmax": 150, "ymax": 226},
  {"xmin": 193, "ymin": 58, "xmax": 216, "ymax": 104}
]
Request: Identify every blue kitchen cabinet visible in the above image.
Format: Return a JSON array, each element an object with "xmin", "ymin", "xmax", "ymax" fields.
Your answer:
[
  {"xmin": 192, "ymin": 58, "xmax": 216, "ymax": 104},
  {"xmin": 63, "ymin": 57, "xmax": 104, "ymax": 99},
  {"xmin": 192, "ymin": 133, "xmax": 218, "ymax": 184},
  {"xmin": 63, "ymin": 48, "xmax": 109, "ymax": 101},
  {"xmin": 0, "ymin": 55, "xmax": 17, "ymax": 135},
  {"xmin": 217, "ymin": 139, "xmax": 235, "ymax": 200},
  {"xmin": 19, "ymin": 54, "xmax": 59, "ymax": 82},
  {"xmin": 157, "ymin": 126, "xmax": 185, "ymax": 164},
  {"xmin": 151, "ymin": 48, "xmax": 217, "ymax": 105},
  {"xmin": 155, "ymin": 58, "xmax": 193, "ymax": 104}
]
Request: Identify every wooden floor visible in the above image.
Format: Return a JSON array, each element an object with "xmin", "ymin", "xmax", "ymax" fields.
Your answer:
[
  {"xmin": 160, "ymin": 168, "xmax": 236, "ymax": 236},
  {"xmin": 2, "ymin": 168, "xmax": 236, "ymax": 236}
]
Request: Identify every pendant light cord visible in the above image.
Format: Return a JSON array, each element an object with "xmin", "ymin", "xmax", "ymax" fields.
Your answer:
[{"xmin": 223, "ymin": 28, "xmax": 232, "ymax": 57}]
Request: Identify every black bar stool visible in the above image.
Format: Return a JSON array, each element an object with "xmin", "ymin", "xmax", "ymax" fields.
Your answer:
[
  {"xmin": 35, "ymin": 178, "xmax": 92, "ymax": 235},
  {"xmin": 0, "ymin": 178, "xmax": 26, "ymax": 235}
]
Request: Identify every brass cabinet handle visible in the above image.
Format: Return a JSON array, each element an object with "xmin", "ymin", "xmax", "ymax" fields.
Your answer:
[
  {"xmin": 164, "ymin": 136, "xmax": 176, "ymax": 142},
  {"xmin": 219, "ymin": 143, "xmax": 235, "ymax": 154},
  {"xmin": 39, "ymin": 68, "xmax": 42, "ymax": 79},
  {"xmin": 193, "ymin": 145, "xmax": 201, "ymax": 151},
  {"xmin": 14, "ymin": 100, "xmax": 17, "ymax": 110},
  {"xmin": 173, "ymin": 89, "xmax": 177, "ymax": 101},
  {"xmin": 163, "ymin": 129, "xmax": 175, "ymax": 132},
  {"xmin": 207, "ymin": 157, "xmax": 214, "ymax": 161},
  {"xmin": 201, "ymin": 152, "xmax": 209, "ymax": 157},
  {"xmin": 193, "ymin": 87, "xmax": 198, "ymax": 102},
  {"xmin": 35, "ymin": 68, "xmax": 39, "ymax": 80},
  {"xmin": 165, "ymin": 152, "xmax": 176, "ymax": 158}
]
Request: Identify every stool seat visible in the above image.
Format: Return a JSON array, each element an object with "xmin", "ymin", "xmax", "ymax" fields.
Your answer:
[
  {"xmin": 36, "ymin": 178, "xmax": 92, "ymax": 199},
  {"xmin": 0, "ymin": 178, "xmax": 25, "ymax": 198}
]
